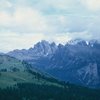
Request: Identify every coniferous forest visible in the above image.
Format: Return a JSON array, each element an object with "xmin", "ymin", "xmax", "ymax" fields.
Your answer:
[{"xmin": 0, "ymin": 83, "xmax": 100, "ymax": 100}]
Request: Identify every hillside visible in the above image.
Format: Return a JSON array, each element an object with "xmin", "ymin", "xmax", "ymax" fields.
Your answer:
[
  {"xmin": 0, "ymin": 55, "xmax": 100, "ymax": 100},
  {"xmin": 0, "ymin": 55, "xmax": 61, "ymax": 88}
]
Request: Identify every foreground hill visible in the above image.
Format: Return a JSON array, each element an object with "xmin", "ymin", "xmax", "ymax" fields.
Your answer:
[
  {"xmin": 0, "ymin": 55, "xmax": 61, "ymax": 88},
  {"xmin": 7, "ymin": 39, "xmax": 100, "ymax": 88},
  {"xmin": 0, "ymin": 55, "xmax": 100, "ymax": 100}
]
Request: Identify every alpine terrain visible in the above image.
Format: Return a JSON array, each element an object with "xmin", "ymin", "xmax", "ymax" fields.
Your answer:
[{"xmin": 7, "ymin": 39, "xmax": 100, "ymax": 88}]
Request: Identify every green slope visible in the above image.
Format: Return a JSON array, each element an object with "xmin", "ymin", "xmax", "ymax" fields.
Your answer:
[
  {"xmin": 0, "ymin": 55, "xmax": 26, "ymax": 71},
  {"xmin": 0, "ymin": 55, "xmax": 61, "ymax": 88},
  {"xmin": 0, "ymin": 55, "xmax": 100, "ymax": 100}
]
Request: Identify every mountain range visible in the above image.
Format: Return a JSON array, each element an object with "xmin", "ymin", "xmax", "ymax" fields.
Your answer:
[{"xmin": 7, "ymin": 39, "xmax": 100, "ymax": 88}]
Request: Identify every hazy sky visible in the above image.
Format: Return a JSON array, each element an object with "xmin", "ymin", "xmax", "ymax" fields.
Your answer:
[{"xmin": 0, "ymin": 0, "xmax": 100, "ymax": 52}]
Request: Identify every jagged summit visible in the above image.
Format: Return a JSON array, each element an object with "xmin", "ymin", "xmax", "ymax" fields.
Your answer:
[
  {"xmin": 7, "ymin": 40, "xmax": 58, "ymax": 60},
  {"xmin": 7, "ymin": 39, "xmax": 100, "ymax": 54},
  {"xmin": 67, "ymin": 39, "xmax": 100, "ymax": 47}
]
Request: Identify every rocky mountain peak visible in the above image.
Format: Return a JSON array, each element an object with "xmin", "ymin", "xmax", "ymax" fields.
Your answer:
[{"xmin": 7, "ymin": 39, "xmax": 100, "ymax": 88}]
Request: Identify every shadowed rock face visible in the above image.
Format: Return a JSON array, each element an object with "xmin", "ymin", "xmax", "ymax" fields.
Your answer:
[{"xmin": 7, "ymin": 39, "xmax": 100, "ymax": 88}]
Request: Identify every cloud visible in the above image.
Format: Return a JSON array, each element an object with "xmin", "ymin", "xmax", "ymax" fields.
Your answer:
[
  {"xmin": 0, "ymin": 31, "xmax": 71, "ymax": 52},
  {"xmin": 0, "ymin": 0, "xmax": 99, "ymax": 34},
  {"xmin": 81, "ymin": 0, "xmax": 100, "ymax": 11},
  {"xmin": 0, "ymin": 5, "xmax": 49, "ymax": 33},
  {"xmin": 41, "ymin": 0, "xmax": 71, "ymax": 10},
  {"xmin": 0, "ymin": 30, "xmax": 99, "ymax": 53},
  {"xmin": 0, "ymin": 0, "xmax": 12, "ymax": 9},
  {"xmin": 0, "ymin": 0, "xmax": 100, "ymax": 52},
  {"xmin": 45, "ymin": 15, "xmax": 69, "ymax": 33},
  {"xmin": 43, "ymin": 33, "xmax": 71, "ymax": 44},
  {"xmin": 51, "ymin": 34, "xmax": 71, "ymax": 44},
  {"xmin": 0, "ymin": 32, "xmax": 45, "ymax": 52}
]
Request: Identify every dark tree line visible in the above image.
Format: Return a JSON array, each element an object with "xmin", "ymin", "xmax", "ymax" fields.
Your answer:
[{"xmin": 0, "ymin": 83, "xmax": 100, "ymax": 100}]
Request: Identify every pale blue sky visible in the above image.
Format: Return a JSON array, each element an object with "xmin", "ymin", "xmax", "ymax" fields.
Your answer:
[{"xmin": 0, "ymin": 0, "xmax": 100, "ymax": 52}]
